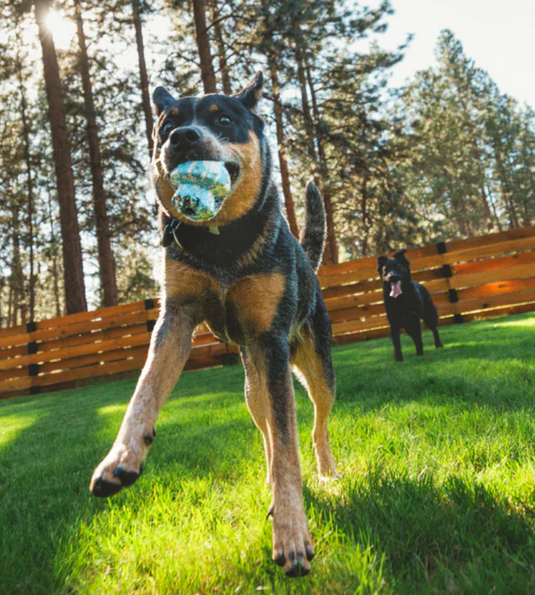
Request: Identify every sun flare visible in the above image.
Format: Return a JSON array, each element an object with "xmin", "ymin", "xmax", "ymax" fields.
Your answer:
[{"xmin": 44, "ymin": 9, "xmax": 77, "ymax": 51}]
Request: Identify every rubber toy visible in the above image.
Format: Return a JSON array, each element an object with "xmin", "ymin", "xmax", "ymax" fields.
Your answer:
[{"xmin": 169, "ymin": 160, "xmax": 232, "ymax": 221}]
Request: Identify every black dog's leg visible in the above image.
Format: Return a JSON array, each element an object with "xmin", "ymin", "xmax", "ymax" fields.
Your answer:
[
  {"xmin": 90, "ymin": 302, "xmax": 196, "ymax": 497},
  {"xmin": 406, "ymin": 312, "xmax": 424, "ymax": 356},
  {"xmin": 390, "ymin": 324, "xmax": 404, "ymax": 362},
  {"xmin": 422, "ymin": 300, "xmax": 443, "ymax": 348},
  {"xmin": 291, "ymin": 303, "xmax": 336, "ymax": 478},
  {"xmin": 248, "ymin": 333, "xmax": 314, "ymax": 578}
]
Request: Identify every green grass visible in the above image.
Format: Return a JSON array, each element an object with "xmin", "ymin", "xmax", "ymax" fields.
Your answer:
[{"xmin": 1, "ymin": 313, "xmax": 535, "ymax": 594}]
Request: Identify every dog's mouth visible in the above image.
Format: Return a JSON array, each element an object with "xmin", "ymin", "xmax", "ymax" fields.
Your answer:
[
  {"xmin": 390, "ymin": 280, "xmax": 402, "ymax": 299},
  {"xmin": 224, "ymin": 161, "xmax": 240, "ymax": 184}
]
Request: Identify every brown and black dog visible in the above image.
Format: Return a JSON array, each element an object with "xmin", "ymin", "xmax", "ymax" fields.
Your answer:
[{"xmin": 89, "ymin": 72, "xmax": 337, "ymax": 577}]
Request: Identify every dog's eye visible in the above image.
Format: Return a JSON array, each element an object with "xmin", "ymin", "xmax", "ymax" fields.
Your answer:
[
  {"xmin": 161, "ymin": 122, "xmax": 173, "ymax": 137},
  {"xmin": 216, "ymin": 115, "xmax": 233, "ymax": 127}
]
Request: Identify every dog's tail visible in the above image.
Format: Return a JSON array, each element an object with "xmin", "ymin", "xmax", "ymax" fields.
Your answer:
[{"xmin": 300, "ymin": 181, "xmax": 326, "ymax": 272}]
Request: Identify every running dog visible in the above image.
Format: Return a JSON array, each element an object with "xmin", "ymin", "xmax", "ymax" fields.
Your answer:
[
  {"xmin": 90, "ymin": 72, "xmax": 336, "ymax": 578},
  {"xmin": 378, "ymin": 250, "xmax": 443, "ymax": 362}
]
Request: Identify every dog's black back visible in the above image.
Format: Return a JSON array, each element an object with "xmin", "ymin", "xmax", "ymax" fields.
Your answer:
[{"xmin": 377, "ymin": 250, "xmax": 443, "ymax": 361}]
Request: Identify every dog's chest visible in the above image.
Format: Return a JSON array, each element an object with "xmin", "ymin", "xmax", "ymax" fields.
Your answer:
[
  {"xmin": 205, "ymin": 273, "xmax": 286, "ymax": 344},
  {"xmin": 165, "ymin": 259, "xmax": 286, "ymax": 343}
]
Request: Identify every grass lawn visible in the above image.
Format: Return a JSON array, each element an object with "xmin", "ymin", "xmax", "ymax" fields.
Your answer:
[{"xmin": 1, "ymin": 313, "xmax": 535, "ymax": 594}]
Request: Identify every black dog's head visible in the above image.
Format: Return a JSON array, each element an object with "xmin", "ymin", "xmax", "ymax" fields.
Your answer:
[
  {"xmin": 377, "ymin": 250, "xmax": 411, "ymax": 299},
  {"xmin": 151, "ymin": 72, "xmax": 268, "ymax": 227}
]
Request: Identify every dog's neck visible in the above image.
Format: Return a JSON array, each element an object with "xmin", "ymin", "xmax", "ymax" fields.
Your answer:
[{"xmin": 161, "ymin": 184, "xmax": 282, "ymax": 274}]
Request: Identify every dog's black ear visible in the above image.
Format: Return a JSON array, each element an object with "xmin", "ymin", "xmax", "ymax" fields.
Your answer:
[
  {"xmin": 233, "ymin": 71, "xmax": 264, "ymax": 111},
  {"xmin": 377, "ymin": 255, "xmax": 388, "ymax": 274},
  {"xmin": 152, "ymin": 87, "xmax": 175, "ymax": 116},
  {"xmin": 393, "ymin": 249, "xmax": 410, "ymax": 268}
]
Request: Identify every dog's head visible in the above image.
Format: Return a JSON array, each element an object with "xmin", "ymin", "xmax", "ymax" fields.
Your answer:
[
  {"xmin": 151, "ymin": 72, "xmax": 268, "ymax": 227},
  {"xmin": 377, "ymin": 250, "xmax": 411, "ymax": 299}
]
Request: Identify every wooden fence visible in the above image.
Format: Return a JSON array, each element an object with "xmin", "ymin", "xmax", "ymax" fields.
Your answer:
[{"xmin": 1, "ymin": 224, "xmax": 534, "ymax": 399}]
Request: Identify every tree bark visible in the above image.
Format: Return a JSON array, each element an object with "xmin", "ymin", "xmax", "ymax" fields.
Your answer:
[
  {"xmin": 267, "ymin": 53, "xmax": 299, "ymax": 238},
  {"xmin": 211, "ymin": 2, "xmax": 232, "ymax": 95},
  {"xmin": 191, "ymin": 0, "xmax": 217, "ymax": 94},
  {"xmin": 34, "ymin": 0, "xmax": 87, "ymax": 314},
  {"xmin": 14, "ymin": 37, "xmax": 36, "ymax": 322},
  {"xmin": 294, "ymin": 43, "xmax": 317, "ymax": 163},
  {"xmin": 131, "ymin": 0, "xmax": 154, "ymax": 155},
  {"xmin": 75, "ymin": 0, "xmax": 118, "ymax": 307}
]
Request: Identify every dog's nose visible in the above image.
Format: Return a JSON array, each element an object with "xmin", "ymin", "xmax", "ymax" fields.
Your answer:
[{"xmin": 169, "ymin": 126, "xmax": 202, "ymax": 148}]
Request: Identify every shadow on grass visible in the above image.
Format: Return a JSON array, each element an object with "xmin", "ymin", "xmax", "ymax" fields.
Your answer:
[
  {"xmin": 0, "ymin": 370, "xmax": 255, "ymax": 595},
  {"xmin": 304, "ymin": 471, "xmax": 535, "ymax": 593}
]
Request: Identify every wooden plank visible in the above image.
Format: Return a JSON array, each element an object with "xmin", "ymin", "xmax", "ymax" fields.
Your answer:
[
  {"xmin": 328, "ymin": 302, "xmax": 385, "ymax": 323},
  {"xmin": 39, "ymin": 322, "xmax": 150, "ymax": 353},
  {"xmin": 318, "ymin": 227, "xmax": 535, "ymax": 282},
  {"xmin": 0, "ymin": 332, "xmax": 153, "ymax": 371},
  {"xmin": 444, "ymin": 224, "xmax": 535, "ymax": 254},
  {"xmin": 452, "ymin": 288, "xmax": 535, "ymax": 316},
  {"xmin": 38, "ymin": 346, "xmax": 150, "ymax": 375},
  {"xmin": 35, "ymin": 299, "xmax": 154, "ymax": 331},
  {"xmin": 332, "ymin": 313, "xmax": 389, "ymax": 336},
  {"xmin": 411, "ymin": 235, "xmax": 535, "ymax": 272},
  {"xmin": 325, "ymin": 290, "xmax": 384, "ymax": 312},
  {"xmin": 0, "ymin": 307, "xmax": 160, "ymax": 350},
  {"xmin": 449, "ymin": 262, "xmax": 535, "ymax": 290},
  {"xmin": 452, "ymin": 249, "xmax": 535, "ymax": 277}
]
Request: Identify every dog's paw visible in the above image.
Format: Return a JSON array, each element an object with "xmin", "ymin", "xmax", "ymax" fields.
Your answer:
[
  {"xmin": 270, "ymin": 502, "xmax": 314, "ymax": 577},
  {"xmin": 90, "ymin": 433, "xmax": 153, "ymax": 497}
]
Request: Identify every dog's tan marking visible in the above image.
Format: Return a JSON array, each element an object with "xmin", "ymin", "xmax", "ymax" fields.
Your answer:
[
  {"xmin": 228, "ymin": 273, "xmax": 285, "ymax": 335},
  {"xmin": 171, "ymin": 107, "xmax": 179, "ymax": 116},
  {"xmin": 209, "ymin": 104, "xmax": 219, "ymax": 112},
  {"xmin": 213, "ymin": 133, "xmax": 262, "ymax": 225},
  {"xmin": 236, "ymin": 222, "xmax": 272, "ymax": 269},
  {"xmin": 90, "ymin": 308, "xmax": 195, "ymax": 492},
  {"xmin": 291, "ymin": 329, "xmax": 336, "ymax": 478},
  {"xmin": 241, "ymin": 349, "xmax": 272, "ymax": 484},
  {"xmin": 163, "ymin": 258, "xmax": 220, "ymax": 299},
  {"xmin": 153, "ymin": 132, "xmax": 262, "ymax": 227},
  {"xmin": 246, "ymin": 342, "xmax": 313, "ymax": 575}
]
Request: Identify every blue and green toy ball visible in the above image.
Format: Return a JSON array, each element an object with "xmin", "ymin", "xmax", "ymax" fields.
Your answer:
[{"xmin": 169, "ymin": 161, "xmax": 232, "ymax": 221}]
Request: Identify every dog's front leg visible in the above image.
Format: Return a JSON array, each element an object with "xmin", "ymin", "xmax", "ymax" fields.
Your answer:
[
  {"xmin": 249, "ymin": 335, "xmax": 314, "ymax": 577},
  {"xmin": 90, "ymin": 302, "xmax": 196, "ymax": 497},
  {"xmin": 390, "ymin": 324, "xmax": 404, "ymax": 362}
]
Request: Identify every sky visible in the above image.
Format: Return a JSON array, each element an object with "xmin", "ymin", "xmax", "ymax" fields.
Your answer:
[{"xmin": 373, "ymin": 0, "xmax": 535, "ymax": 108}]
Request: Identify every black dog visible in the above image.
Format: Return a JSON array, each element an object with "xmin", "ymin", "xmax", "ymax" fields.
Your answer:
[
  {"xmin": 90, "ymin": 72, "xmax": 337, "ymax": 578},
  {"xmin": 377, "ymin": 250, "xmax": 443, "ymax": 362}
]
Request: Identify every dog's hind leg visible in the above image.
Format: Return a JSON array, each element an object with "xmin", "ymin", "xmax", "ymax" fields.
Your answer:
[
  {"xmin": 241, "ymin": 347, "xmax": 272, "ymax": 484},
  {"xmin": 247, "ymin": 335, "xmax": 314, "ymax": 577},
  {"xmin": 423, "ymin": 302, "xmax": 443, "ymax": 348},
  {"xmin": 90, "ymin": 301, "xmax": 196, "ymax": 498},
  {"xmin": 291, "ymin": 310, "xmax": 336, "ymax": 478}
]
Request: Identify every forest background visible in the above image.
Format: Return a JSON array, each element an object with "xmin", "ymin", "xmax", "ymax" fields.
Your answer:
[{"xmin": 1, "ymin": 0, "xmax": 534, "ymax": 324}]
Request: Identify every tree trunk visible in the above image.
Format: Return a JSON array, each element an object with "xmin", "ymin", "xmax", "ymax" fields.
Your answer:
[
  {"xmin": 191, "ymin": 0, "xmax": 217, "ymax": 94},
  {"xmin": 294, "ymin": 43, "xmax": 317, "ymax": 163},
  {"xmin": 75, "ymin": 0, "xmax": 118, "ymax": 307},
  {"xmin": 131, "ymin": 0, "xmax": 154, "ymax": 155},
  {"xmin": 15, "ymin": 37, "xmax": 36, "ymax": 322},
  {"xmin": 46, "ymin": 185, "xmax": 63, "ymax": 318},
  {"xmin": 34, "ymin": 0, "xmax": 87, "ymax": 314},
  {"xmin": 211, "ymin": 2, "xmax": 232, "ymax": 95},
  {"xmin": 267, "ymin": 52, "xmax": 299, "ymax": 238}
]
